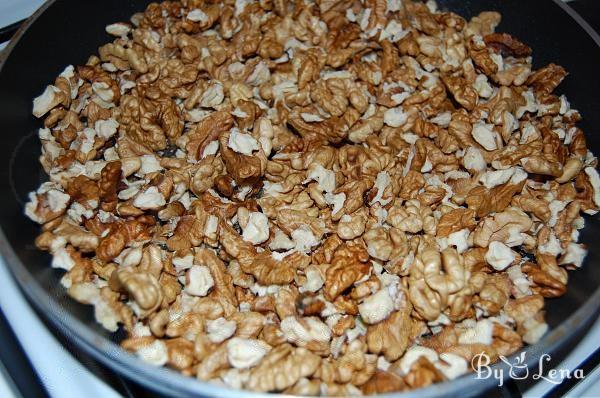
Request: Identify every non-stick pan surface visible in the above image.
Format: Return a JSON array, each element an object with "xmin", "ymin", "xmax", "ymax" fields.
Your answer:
[{"xmin": 0, "ymin": 0, "xmax": 599, "ymax": 397}]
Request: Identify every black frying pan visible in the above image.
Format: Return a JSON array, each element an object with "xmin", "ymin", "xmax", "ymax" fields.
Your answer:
[{"xmin": 0, "ymin": 0, "xmax": 599, "ymax": 397}]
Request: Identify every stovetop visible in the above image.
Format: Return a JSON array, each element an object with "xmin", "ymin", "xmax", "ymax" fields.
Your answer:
[{"xmin": 1, "ymin": 1, "xmax": 599, "ymax": 397}]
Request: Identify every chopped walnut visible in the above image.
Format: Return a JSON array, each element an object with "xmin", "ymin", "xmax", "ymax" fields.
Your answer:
[
  {"xmin": 246, "ymin": 344, "xmax": 321, "ymax": 392},
  {"xmin": 24, "ymin": 0, "xmax": 597, "ymax": 393},
  {"xmin": 366, "ymin": 292, "xmax": 413, "ymax": 360}
]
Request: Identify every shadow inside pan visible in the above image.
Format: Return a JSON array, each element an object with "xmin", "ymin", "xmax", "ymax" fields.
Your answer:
[
  {"xmin": 0, "ymin": 0, "xmax": 155, "ymax": 342},
  {"xmin": 0, "ymin": 0, "xmax": 599, "ymax": 396}
]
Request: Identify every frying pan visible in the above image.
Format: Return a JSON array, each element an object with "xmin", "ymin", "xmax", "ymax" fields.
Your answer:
[{"xmin": 0, "ymin": 0, "xmax": 599, "ymax": 397}]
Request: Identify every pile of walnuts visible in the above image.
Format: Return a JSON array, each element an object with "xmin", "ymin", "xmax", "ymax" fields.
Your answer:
[{"xmin": 26, "ymin": 0, "xmax": 598, "ymax": 394}]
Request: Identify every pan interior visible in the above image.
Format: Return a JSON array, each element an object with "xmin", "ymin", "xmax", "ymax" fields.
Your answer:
[{"xmin": 0, "ymin": 0, "xmax": 599, "ymax": 395}]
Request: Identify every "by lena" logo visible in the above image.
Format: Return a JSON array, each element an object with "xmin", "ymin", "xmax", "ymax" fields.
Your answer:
[{"xmin": 471, "ymin": 351, "xmax": 585, "ymax": 386}]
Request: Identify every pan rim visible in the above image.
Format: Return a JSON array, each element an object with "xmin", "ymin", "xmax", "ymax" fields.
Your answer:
[{"xmin": 1, "ymin": 0, "xmax": 599, "ymax": 397}]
